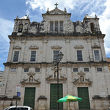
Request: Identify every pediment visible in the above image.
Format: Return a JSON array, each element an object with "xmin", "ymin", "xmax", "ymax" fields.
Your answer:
[
  {"xmin": 20, "ymin": 72, "xmax": 40, "ymax": 85},
  {"xmin": 92, "ymin": 43, "xmax": 100, "ymax": 48},
  {"xmin": 44, "ymin": 8, "xmax": 70, "ymax": 15},
  {"xmin": 20, "ymin": 78, "xmax": 40, "ymax": 85},
  {"xmin": 51, "ymin": 45, "xmax": 62, "ymax": 49},
  {"xmin": 46, "ymin": 74, "xmax": 67, "ymax": 82},
  {"xmin": 77, "ymin": 71, "xmax": 85, "ymax": 76},
  {"xmin": 73, "ymin": 71, "xmax": 92, "ymax": 86},
  {"xmin": 92, "ymin": 45, "xmax": 100, "ymax": 48},
  {"xmin": 73, "ymin": 78, "xmax": 92, "ymax": 86},
  {"xmin": 74, "ymin": 45, "xmax": 84, "ymax": 49},
  {"xmin": 49, "ymin": 8, "xmax": 66, "ymax": 14},
  {"xmin": 13, "ymin": 46, "xmax": 21, "ymax": 49},
  {"xmin": 29, "ymin": 45, "xmax": 39, "ymax": 49}
]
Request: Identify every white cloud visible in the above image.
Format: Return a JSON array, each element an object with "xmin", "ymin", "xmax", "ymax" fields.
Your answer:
[
  {"xmin": 0, "ymin": 18, "xmax": 13, "ymax": 42},
  {"xmin": 0, "ymin": 18, "xmax": 13, "ymax": 70},
  {"xmin": 105, "ymin": 47, "xmax": 110, "ymax": 57},
  {"xmin": 26, "ymin": 0, "xmax": 79, "ymax": 11},
  {"xmin": 99, "ymin": 0, "xmax": 110, "ymax": 57},
  {"xmin": 26, "ymin": 0, "xmax": 105, "ymax": 13}
]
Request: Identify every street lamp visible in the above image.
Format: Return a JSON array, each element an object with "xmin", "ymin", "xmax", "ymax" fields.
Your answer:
[{"xmin": 53, "ymin": 51, "xmax": 63, "ymax": 110}]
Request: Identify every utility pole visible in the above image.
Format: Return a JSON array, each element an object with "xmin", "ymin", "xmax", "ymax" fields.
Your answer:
[{"xmin": 53, "ymin": 51, "xmax": 63, "ymax": 110}]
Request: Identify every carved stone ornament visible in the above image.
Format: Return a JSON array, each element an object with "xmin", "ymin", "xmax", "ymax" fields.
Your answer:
[
  {"xmin": 29, "ymin": 45, "xmax": 39, "ymax": 49},
  {"xmin": 46, "ymin": 74, "xmax": 67, "ymax": 82},
  {"xmin": 74, "ymin": 45, "xmax": 84, "ymax": 49},
  {"xmin": 77, "ymin": 71, "xmax": 85, "ymax": 76},
  {"xmin": 51, "ymin": 46, "xmax": 62, "ymax": 49},
  {"xmin": 20, "ymin": 72, "xmax": 40, "ymax": 85},
  {"xmin": 13, "ymin": 46, "xmax": 21, "ymax": 49},
  {"xmin": 92, "ymin": 44, "xmax": 100, "ymax": 48},
  {"xmin": 73, "ymin": 71, "xmax": 92, "ymax": 86}
]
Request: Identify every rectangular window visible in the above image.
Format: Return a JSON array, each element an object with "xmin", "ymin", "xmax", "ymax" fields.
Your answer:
[
  {"xmin": 94, "ymin": 50, "xmax": 100, "ymax": 61},
  {"xmin": 35, "ymin": 68, "xmax": 40, "ymax": 72},
  {"xmin": 30, "ymin": 51, "xmax": 36, "ymax": 61},
  {"xmin": 55, "ymin": 21, "xmax": 58, "ymax": 32},
  {"xmin": 13, "ymin": 51, "xmax": 19, "ymax": 62},
  {"xmin": 84, "ymin": 68, "xmax": 89, "ymax": 72},
  {"xmin": 77, "ymin": 50, "xmax": 83, "ymax": 61},
  {"xmin": 50, "ymin": 21, "xmax": 53, "ymax": 32},
  {"xmin": 24, "ymin": 68, "xmax": 29, "ymax": 72},
  {"xmin": 60, "ymin": 21, "xmax": 63, "ymax": 32},
  {"xmin": 53, "ymin": 50, "xmax": 60, "ymax": 61},
  {"xmin": 73, "ymin": 68, "xmax": 78, "ymax": 72},
  {"xmin": 97, "ymin": 67, "xmax": 102, "ymax": 72}
]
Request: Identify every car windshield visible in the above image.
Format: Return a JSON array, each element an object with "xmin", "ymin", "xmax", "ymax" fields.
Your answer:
[{"xmin": 9, "ymin": 108, "xmax": 28, "ymax": 110}]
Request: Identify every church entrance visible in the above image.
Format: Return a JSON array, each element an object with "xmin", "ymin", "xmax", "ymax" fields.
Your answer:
[
  {"xmin": 77, "ymin": 87, "xmax": 90, "ymax": 110},
  {"xmin": 50, "ymin": 84, "xmax": 63, "ymax": 110},
  {"xmin": 23, "ymin": 87, "xmax": 36, "ymax": 109}
]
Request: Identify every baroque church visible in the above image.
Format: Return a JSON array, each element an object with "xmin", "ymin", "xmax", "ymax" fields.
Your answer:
[{"xmin": 0, "ymin": 4, "xmax": 110, "ymax": 110}]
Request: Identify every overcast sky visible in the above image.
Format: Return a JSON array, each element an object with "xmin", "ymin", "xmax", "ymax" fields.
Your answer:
[{"xmin": 0, "ymin": 0, "xmax": 110, "ymax": 71}]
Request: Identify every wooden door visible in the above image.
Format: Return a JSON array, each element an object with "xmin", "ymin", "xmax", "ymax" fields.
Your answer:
[
  {"xmin": 24, "ymin": 87, "xmax": 35, "ymax": 109},
  {"xmin": 50, "ymin": 84, "xmax": 63, "ymax": 110},
  {"xmin": 78, "ymin": 87, "xmax": 90, "ymax": 110}
]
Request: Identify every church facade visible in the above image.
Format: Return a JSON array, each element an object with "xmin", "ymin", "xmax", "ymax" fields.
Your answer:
[{"xmin": 0, "ymin": 4, "xmax": 110, "ymax": 110}]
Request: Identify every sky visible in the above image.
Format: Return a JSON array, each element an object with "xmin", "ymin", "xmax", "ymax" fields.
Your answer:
[{"xmin": 0, "ymin": 0, "xmax": 110, "ymax": 71}]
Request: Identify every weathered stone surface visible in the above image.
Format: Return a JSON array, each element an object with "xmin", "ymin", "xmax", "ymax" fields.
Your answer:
[
  {"xmin": 13, "ymin": 7, "xmax": 101, "ymax": 35},
  {"xmin": 0, "ymin": 6, "xmax": 110, "ymax": 110}
]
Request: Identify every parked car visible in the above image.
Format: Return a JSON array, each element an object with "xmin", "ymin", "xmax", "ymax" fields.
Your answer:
[
  {"xmin": 4, "ymin": 106, "xmax": 33, "ymax": 110},
  {"xmin": 107, "ymin": 107, "xmax": 110, "ymax": 110}
]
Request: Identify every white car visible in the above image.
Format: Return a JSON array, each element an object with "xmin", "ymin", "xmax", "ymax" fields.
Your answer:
[{"xmin": 4, "ymin": 106, "xmax": 33, "ymax": 110}]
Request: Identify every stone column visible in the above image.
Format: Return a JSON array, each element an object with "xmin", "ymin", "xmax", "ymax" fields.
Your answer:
[{"xmin": 7, "ymin": 40, "xmax": 14, "ymax": 62}]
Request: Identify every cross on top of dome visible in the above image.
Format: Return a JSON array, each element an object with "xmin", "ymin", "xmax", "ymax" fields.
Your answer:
[{"xmin": 54, "ymin": 3, "xmax": 58, "ymax": 8}]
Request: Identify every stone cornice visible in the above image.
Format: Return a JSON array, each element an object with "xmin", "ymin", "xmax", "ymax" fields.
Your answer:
[
  {"xmin": 8, "ymin": 32, "xmax": 105, "ymax": 40},
  {"xmin": 4, "ymin": 61, "xmax": 109, "ymax": 67},
  {"xmin": 42, "ymin": 13, "xmax": 71, "ymax": 16},
  {"xmin": 84, "ymin": 17, "xmax": 99, "ymax": 20}
]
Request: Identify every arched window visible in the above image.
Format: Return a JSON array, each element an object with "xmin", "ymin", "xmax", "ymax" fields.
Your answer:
[
  {"xmin": 90, "ymin": 23, "xmax": 94, "ymax": 32},
  {"xmin": 18, "ymin": 24, "xmax": 23, "ymax": 32}
]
